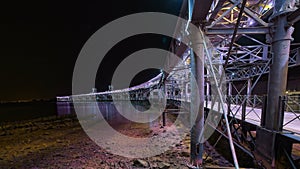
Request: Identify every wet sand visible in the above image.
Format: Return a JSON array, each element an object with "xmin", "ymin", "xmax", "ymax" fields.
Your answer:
[{"xmin": 0, "ymin": 114, "xmax": 232, "ymax": 168}]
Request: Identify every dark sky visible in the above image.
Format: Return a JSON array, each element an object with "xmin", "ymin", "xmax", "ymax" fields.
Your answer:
[{"xmin": 0, "ymin": 1, "xmax": 183, "ymax": 101}]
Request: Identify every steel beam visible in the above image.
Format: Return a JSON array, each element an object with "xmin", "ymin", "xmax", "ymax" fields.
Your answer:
[
  {"xmin": 205, "ymin": 27, "xmax": 269, "ymax": 35},
  {"xmin": 191, "ymin": 0, "xmax": 213, "ymax": 25},
  {"xmin": 223, "ymin": 0, "xmax": 247, "ymax": 70},
  {"xmin": 288, "ymin": 8, "xmax": 300, "ymax": 25},
  {"xmin": 207, "ymin": 0, "xmax": 227, "ymax": 26},
  {"xmin": 207, "ymin": 0, "xmax": 241, "ymax": 28},
  {"xmin": 229, "ymin": 0, "xmax": 269, "ymax": 27}
]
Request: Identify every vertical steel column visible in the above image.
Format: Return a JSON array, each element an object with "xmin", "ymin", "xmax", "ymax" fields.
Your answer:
[
  {"xmin": 186, "ymin": 82, "xmax": 190, "ymax": 101},
  {"xmin": 297, "ymin": 48, "xmax": 300, "ymax": 64},
  {"xmin": 228, "ymin": 82, "xmax": 232, "ymax": 96},
  {"xmin": 278, "ymin": 96, "xmax": 286, "ymax": 131},
  {"xmin": 246, "ymin": 78, "xmax": 252, "ymax": 108},
  {"xmin": 190, "ymin": 36, "xmax": 204, "ymax": 166},
  {"xmin": 256, "ymin": 1, "xmax": 297, "ymax": 167},
  {"xmin": 242, "ymin": 80, "xmax": 249, "ymax": 138},
  {"xmin": 181, "ymin": 85, "xmax": 184, "ymax": 101},
  {"xmin": 241, "ymin": 95, "xmax": 247, "ymax": 141},
  {"xmin": 206, "ymin": 82, "xmax": 210, "ymax": 107},
  {"xmin": 266, "ymin": 11, "xmax": 294, "ymax": 131},
  {"xmin": 247, "ymin": 78, "xmax": 252, "ymax": 96},
  {"xmin": 206, "ymin": 82, "xmax": 210, "ymax": 96},
  {"xmin": 217, "ymin": 55, "xmax": 223, "ymax": 126},
  {"xmin": 206, "ymin": 69, "xmax": 210, "ymax": 108},
  {"xmin": 227, "ymin": 82, "xmax": 232, "ymax": 118},
  {"xmin": 162, "ymin": 111, "xmax": 166, "ymax": 127}
]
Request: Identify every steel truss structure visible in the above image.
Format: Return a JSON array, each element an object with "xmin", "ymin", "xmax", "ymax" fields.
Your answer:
[
  {"xmin": 57, "ymin": 0, "xmax": 300, "ymax": 168},
  {"xmin": 166, "ymin": 0, "xmax": 300, "ymax": 168}
]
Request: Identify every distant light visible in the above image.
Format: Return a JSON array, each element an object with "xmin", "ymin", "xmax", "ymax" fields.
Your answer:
[
  {"xmin": 231, "ymin": 73, "xmax": 235, "ymax": 76},
  {"xmin": 248, "ymin": 19, "xmax": 255, "ymax": 26},
  {"xmin": 268, "ymin": 1, "xmax": 274, "ymax": 7}
]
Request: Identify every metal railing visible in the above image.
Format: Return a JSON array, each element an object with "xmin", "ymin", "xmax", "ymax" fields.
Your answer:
[
  {"xmin": 206, "ymin": 94, "xmax": 300, "ymax": 134},
  {"xmin": 281, "ymin": 95, "xmax": 300, "ymax": 133},
  {"xmin": 205, "ymin": 95, "xmax": 264, "ymax": 124}
]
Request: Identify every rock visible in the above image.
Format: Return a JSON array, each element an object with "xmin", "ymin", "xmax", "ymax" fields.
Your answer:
[
  {"xmin": 43, "ymin": 132, "xmax": 50, "ymax": 135},
  {"xmin": 53, "ymin": 153, "xmax": 65, "ymax": 157},
  {"xmin": 0, "ymin": 132, "xmax": 7, "ymax": 136},
  {"xmin": 118, "ymin": 161, "xmax": 125, "ymax": 168},
  {"xmin": 151, "ymin": 162, "xmax": 158, "ymax": 168},
  {"xmin": 103, "ymin": 165, "xmax": 110, "ymax": 169},
  {"xmin": 133, "ymin": 159, "xmax": 149, "ymax": 168},
  {"xmin": 212, "ymin": 159, "xmax": 219, "ymax": 165},
  {"xmin": 72, "ymin": 154, "xmax": 81, "ymax": 159},
  {"xmin": 45, "ymin": 126, "xmax": 54, "ymax": 130},
  {"xmin": 175, "ymin": 143, "xmax": 181, "ymax": 147},
  {"xmin": 152, "ymin": 157, "xmax": 163, "ymax": 162},
  {"xmin": 165, "ymin": 152, "xmax": 172, "ymax": 156},
  {"xmin": 181, "ymin": 151, "xmax": 190, "ymax": 157},
  {"xmin": 205, "ymin": 156, "xmax": 213, "ymax": 163},
  {"xmin": 158, "ymin": 162, "xmax": 171, "ymax": 169},
  {"xmin": 56, "ymin": 139, "xmax": 63, "ymax": 143}
]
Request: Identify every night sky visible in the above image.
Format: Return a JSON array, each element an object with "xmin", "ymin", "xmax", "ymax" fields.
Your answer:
[{"xmin": 0, "ymin": 1, "xmax": 183, "ymax": 101}]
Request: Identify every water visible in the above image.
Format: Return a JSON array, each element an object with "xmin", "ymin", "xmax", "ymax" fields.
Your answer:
[
  {"xmin": 0, "ymin": 101, "xmax": 57, "ymax": 122},
  {"xmin": 68, "ymin": 101, "xmax": 160, "ymax": 128},
  {"xmin": 0, "ymin": 101, "xmax": 159, "ymax": 127}
]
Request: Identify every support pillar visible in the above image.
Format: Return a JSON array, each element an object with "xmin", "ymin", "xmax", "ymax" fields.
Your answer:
[
  {"xmin": 266, "ymin": 13, "xmax": 293, "ymax": 131},
  {"xmin": 190, "ymin": 34, "xmax": 205, "ymax": 166},
  {"xmin": 256, "ymin": 0, "xmax": 297, "ymax": 168}
]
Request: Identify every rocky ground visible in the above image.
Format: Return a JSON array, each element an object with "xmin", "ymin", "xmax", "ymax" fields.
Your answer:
[{"xmin": 0, "ymin": 114, "xmax": 233, "ymax": 169}]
